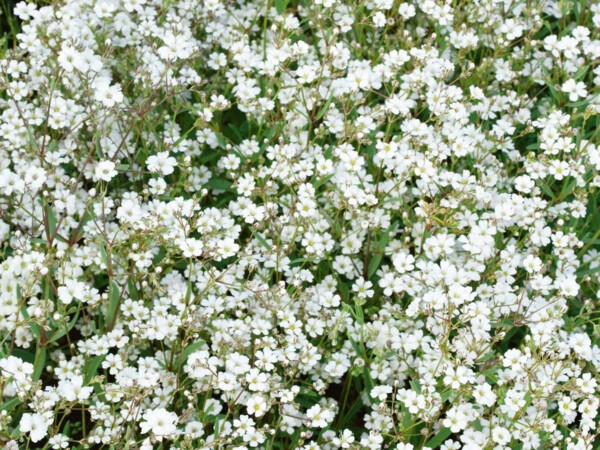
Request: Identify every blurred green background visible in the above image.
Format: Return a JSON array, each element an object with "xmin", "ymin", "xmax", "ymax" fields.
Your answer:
[
  {"xmin": 0, "ymin": 0, "xmax": 19, "ymax": 40},
  {"xmin": 0, "ymin": 0, "xmax": 43, "ymax": 52},
  {"xmin": 1, "ymin": 0, "xmax": 19, "ymax": 50}
]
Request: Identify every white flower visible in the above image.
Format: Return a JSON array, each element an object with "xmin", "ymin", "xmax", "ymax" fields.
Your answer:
[
  {"xmin": 442, "ymin": 407, "xmax": 468, "ymax": 433},
  {"xmin": 94, "ymin": 82, "xmax": 124, "ymax": 107},
  {"xmin": 178, "ymin": 237, "xmax": 204, "ymax": 257},
  {"xmin": 184, "ymin": 421, "xmax": 204, "ymax": 438},
  {"xmin": 95, "ymin": 160, "xmax": 118, "ymax": 182},
  {"xmin": 147, "ymin": 152, "xmax": 177, "ymax": 176},
  {"xmin": 20, "ymin": 413, "xmax": 49, "ymax": 443},
  {"xmin": 14, "ymin": 1, "xmax": 37, "ymax": 20},
  {"xmin": 371, "ymin": 385, "xmax": 393, "ymax": 401},
  {"xmin": 333, "ymin": 429, "xmax": 355, "ymax": 448},
  {"xmin": 57, "ymin": 279, "xmax": 86, "ymax": 305},
  {"xmin": 514, "ymin": 174, "xmax": 534, "ymax": 193},
  {"xmin": 24, "ymin": 166, "xmax": 46, "ymax": 191},
  {"xmin": 392, "ymin": 251, "xmax": 415, "ymax": 273},
  {"xmin": 306, "ymin": 404, "xmax": 334, "ymax": 428},
  {"xmin": 48, "ymin": 434, "xmax": 69, "ymax": 449},
  {"xmin": 492, "ymin": 427, "xmax": 511, "ymax": 445},
  {"xmin": 57, "ymin": 375, "xmax": 93, "ymax": 402},
  {"xmin": 139, "ymin": 408, "xmax": 178, "ymax": 437},
  {"xmin": 216, "ymin": 237, "xmax": 240, "ymax": 259},
  {"xmin": 246, "ymin": 395, "xmax": 268, "ymax": 417},
  {"xmin": 562, "ymin": 79, "xmax": 587, "ymax": 102}
]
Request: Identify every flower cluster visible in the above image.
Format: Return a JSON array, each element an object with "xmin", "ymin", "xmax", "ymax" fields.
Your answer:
[{"xmin": 1, "ymin": 0, "xmax": 600, "ymax": 448}]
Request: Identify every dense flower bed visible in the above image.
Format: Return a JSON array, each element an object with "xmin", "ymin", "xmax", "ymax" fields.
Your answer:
[{"xmin": 1, "ymin": 0, "xmax": 600, "ymax": 448}]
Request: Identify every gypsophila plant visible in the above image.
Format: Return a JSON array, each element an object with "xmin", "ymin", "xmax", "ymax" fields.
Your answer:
[{"xmin": 1, "ymin": 0, "xmax": 600, "ymax": 448}]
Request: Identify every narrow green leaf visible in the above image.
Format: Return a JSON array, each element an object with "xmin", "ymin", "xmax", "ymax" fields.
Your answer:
[
  {"xmin": 401, "ymin": 410, "xmax": 412, "ymax": 429},
  {"xmin": 255, "ymin": 232, "xmax": 272, "ymax": 250},
  {"xmin": 424, "ymin": 427, "xmax": 452, "ymax": 448},
  {"xmin": 546, "ymin": 82, "xmax": 562, "ymax": 102},
  {"xmin": 313, "ymin": 173, "xmax": 334, "ymax": 189},
  {"xmin": 1, "ymin": 397, "xmax": 20, "ymax": 413},
  {"xmin": 337, "ymin": 398, "xmax": 364, "ymax": 429},
  {"xmin": 315, "ymin": 94, "xmax": 334, "ymax": 121},
  {"xmin": 46, "ymin": 206, "xmax": 57, "ymax": 237},
  {"xmin": 441, "ymin": 389, "xmax": 454, "ymax": 402},
  {"xmin": 409, "ymin": 380, "xmax": 422, "ymax": 392},
  {"xmin": 47, "ymin": 310, "xmax": 80, "ymax": 344},
  {"xmin": 84, "ymin": 355, "xmax": 105, "ymax": 383},
  {"xmin": 95, "ymin": 134, "xmax": 103, "ymax": 158},
  {"xmin": 106, "ymin": 281, "xmax": 121, "ymax": 331},
  {"xmin": 20, "ymin": 305, "xmax": 41, "ymax": 340},
  {"xmin": 367, "ymin": 254, "xmax": 382, "ymax": 278},
  {"xmin": 476, "ymin": 351, "xmax": 496, "ymax": 363},
  {"xmin": 362, "ymin": 365, "xmax": 374, "ymax": 393},
  {"xmin": 368, "ymin": 230, "xmax": 390, "ymax": 278},
  {"xmin": 128, "ymin": 277, "xmax": 139, "ymax": 301},
  {"xmin": 573, "ymin": 66, "xmax": 588, "ymax": 81},
  {"xmin": 99, "ymin": 241, "xmax": 108, "ymax": 267},
  {"xmin": 176, "ymin": 340, "xmax": 206, "ymax": 369},
  {"xmin": 354, "ymin": 301, "xmax": 364, "ymax": 325},
  {"xmin": 349, "ymin": 338, "xmax": 362, "ymax": 357},
  {"xmin": 33, "ymin": 346, "xmax": 46, "ymax": 381}
]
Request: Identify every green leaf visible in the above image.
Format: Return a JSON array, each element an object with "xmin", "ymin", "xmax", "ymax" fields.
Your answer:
[
  {"xmin": 176, "ymin": 340, "xmax": 206, "ymax": 369},
  {"xmin": 12, "ymin": 349, "xmax": 34, "ymax": 364},
  {"xmin": 367, "ymin": 246, "xmax": 385, "ymax": 278},
  {"xmin": 1, "ymin": 397, "xmax": 20, "ymax": 413},
  {"xmin": 28, "ymin": 129, "xmax": 39, "ymax": 152},
  {"xmin": 546, "ymin": 82, "xmax": 562, "ymax": 103},
  {"xmin": 47, "ymin": 310, "xmax": 80, "ymax": 344},
  {"xmin": 313, "ymin": 173, "xmax": 334, "ymax": 189},
  {"xmin": 45, "ymin": 205, "xmax": 57, "ymax": 238},
  {"xmin": 441, "ymin": 389, "xmax": 454, "ymax": 402},
  {"xmin": 338, "ymin": 280, "xmax": 349, "ymax": 302},
  {"xmin": 337, "ymin": 397, "xmax": 364, "ymax": 429},
  {"xmin": 401, "ymin": 410, "xmax": 412, "ymax": 429},
  {"xmin": 255, "ymin": 232, "xmax": 272, "ymax": 250},
  {"xmin": 476, "ymin": 351, "xmax": 496, "ymax": 363},
  {"xmin": 424, "ymin": 427, "xmax": 452, "ymax": 448},
  {"xmin": 205, "ymin": 178, "xmax": 231, "ymax": 190},
  {"xmin": 290, "ymin": 257, "xmax": 315, "ymax": 265},
  {"xmin": 409, "ymin": 380, "xmax": 422, "ymax": 392},
  {"xmin": 368, "ymin": 230, "xmax": 391, "ymax": 278},
  {"xmin": 573, "ymin": 66, "xmax": 588, "ymax": 81},
  {"xmin": 558, "ymin": 177, "xmax": 576, "ymax": 199},
  {"xmin": 128, "ymin": 277, "xmax": 140, "ymax": 301},
  {"xmin": 20, "ymin": 305, "xmax": 41, "ymax": 340},
  {"xmin": 349, "ymin": 338, "xmax": 362, "ymax": 357},
  {"xmin": 105, "ymin": 281, "xmax": 121, "ymax": 331},
  {"xmin": 354, "ymin": 301, "xmax": 364, "ymax": 325},
  {"xmin": 95, "ymin": 134, "xmax": 103, "ymax": 158},
  {"xmin": 122, "ymin": 427, "xmax": 132, "ymax": 449},
  {"xmin": 33, "ymin": 346, "xmax": 46, "ymax": 381},
  {"xmin": 274, "ymin": 0, "xmax": 287, "ymax": 14},
  {"xmin": 367, "ymin": 253, "xmax": 382, "ymax": 278},
  {"xmin": 84, "ymin": 355, "xmax": 105, "ymax": 383},
  {"xmin": 99, "ymin": 241, "xmax": 108, "ymax": 267},
  {"xmin": 362, "ymin": 365, "xmax": 374, "ymax": 393},
  {"xmin": 46, "ymin": 139, "xmax": 57, "ymax": 154},
  {"xmin": 315, "ymin": 94, "xmax": 334, "ymax": 121}
]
